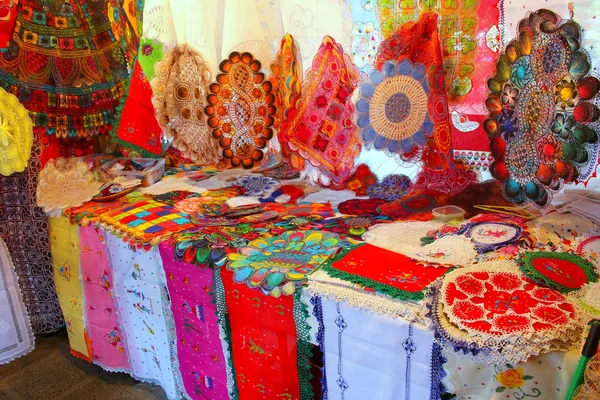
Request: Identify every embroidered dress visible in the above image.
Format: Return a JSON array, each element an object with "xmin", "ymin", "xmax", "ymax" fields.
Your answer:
[{"xmin": 0, "ymin": 0, "xmax": 130, "ymax": 162}]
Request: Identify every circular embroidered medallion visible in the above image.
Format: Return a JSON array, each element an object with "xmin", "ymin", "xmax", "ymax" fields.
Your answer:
[
  {"xmin": 366, "ymin": 174, "xmax": 413, "ymax": 201},
  {"xmin": 519, "ymin": 251, "xmax": 597, "ymax": 293},
  {"xmin": 227, "ymin": 175, "xmax": 280, "ymax": 196},
  {"xmin": 356, "ymin": 60, "xmax": 432, "ymax": 163},
  {"xmin": 577, "ymin": 236, "xmax": 600, "ymax": 267},
  {"xmin": 458, "ymin": 221, "xmax": 523, "ymax": 253},
  {"xmin": 485, "ymin": 10, "xmax": 600, "ymax": 206}
]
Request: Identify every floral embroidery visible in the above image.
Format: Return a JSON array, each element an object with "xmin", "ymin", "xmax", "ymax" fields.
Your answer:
[{"xmin": 494, "ymin": 365, "xmax": 540, "ymax": 398}]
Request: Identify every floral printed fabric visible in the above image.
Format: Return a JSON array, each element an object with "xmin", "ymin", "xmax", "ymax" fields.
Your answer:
[
  {"xmin": 220, "ymin": 268, "xmax": 303, "ymax": 400},
  {"xmin": 48, "ymin": 216, "xmax": 90, "ymax": 361},
  {"xmin": 314, "ymin": 297, "xmax": 439, "ymax": 400},
  {"xmin": 159, "ymin": 243, "xmax": 230, "ymax": 400},
  {"xmin": 442, "ymin": 347, "xmax": 578, "ymax": 400},
  {"xmin": 80, "ymin": 225, "xmax": 130, "ymax": 372},
  {"xmin": 105, "ymin": 232, "xmax": 179, "ymax": 399}
]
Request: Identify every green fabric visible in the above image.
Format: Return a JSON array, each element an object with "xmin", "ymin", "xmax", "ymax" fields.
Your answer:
[{"xmin": 293, "ymin": 289, "xmax": 314, "ymax": 400}]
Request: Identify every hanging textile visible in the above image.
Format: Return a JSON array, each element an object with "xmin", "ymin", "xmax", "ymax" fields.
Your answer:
[
  {"xmin": 158, "ymin": 243, "xmax": 230, "ymax": 400},
  {"xmin": 0, "ymin": 238, "xmax": 34, "ymax": 365},
  {"xmin": 313, "ymin": 296, "xmax": 443, "ymax": 400},
  {"xmin": 105, "ymin": 232, "xmax": 180, "ymax": 399},
  {"xmin": 0, "ymin": 143, "xmax": 63, "ymax": 334},
  {"xmin": 0, "ymin": 0, "xmax": 129, "ymax": 162},
  {"xmin": 80, "ymin": 225, "xmax": 130, "ymax": 373},
  {"xmin": 281, "ymin": 36, "xmax": 362, "ymax": 185},
  {"xmin": 0, "ymin": 87, "xmax": 33, "ymax": 177},
  {"xmin": 219, "ymin": 268, "xmax": 311, "ymax": 400},
  {"xmin": 48, "ymin": 216, "xmax": 91, "ymax": 361},
  {"xmin": 0, "ymin": 0, "xmax": 17, "ymax": 49},
  {"xmin": 113, "ymin": 59, "xmax": 164, "ymax": 157}
]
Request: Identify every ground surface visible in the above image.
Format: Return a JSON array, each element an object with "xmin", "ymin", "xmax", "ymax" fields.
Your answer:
[{"xmin": 0, "ymin": 329, "xmax": 168, "ymax": 400}]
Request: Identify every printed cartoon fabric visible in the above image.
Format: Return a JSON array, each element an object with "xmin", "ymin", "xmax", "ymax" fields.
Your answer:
[
  {"xmin": 48, "ymin": 216, "xmax": 90, "ymax": 361},
  {"xmin": 159, "ymin": 243, "xmax": 230, "ymax": 400},
  {"xmin": 220, "ymin": 268, "xmax": 303, "ymax": 400},
  {"xmin": 113, "ymin": 60, "xmax": 164, "ymax": 157},
  {"xmin": 487, "ymin": 9, "xmax": 600, "ymax": 206},
  {"xmin": 442, "ymin": 347, "xmax": 578, "ymax": 400},
  {"xmin": 0, "ymin": 143, "xmax": 63, "ymax": 333},
  {"xmin": 205, "ymin": 51, "xmax": 276, "ymax": 169},
  {"xmin": 321, "ymin": 243, "xmax": 451, "ymax": 300},
  {"xmin": 0, "ymin": 87, "xmax": 33, "ymax": 176},
  {"xmin": 0, "ymin": 0, "xmax": 129, "ymax": 162},
  {"xmin": 80, "ymin": 225, "xmax": 130, "ymax": 372},
  {"xmin": 315, "ymin": 297, "xmax": 439, "ymax": 400},
  {"xmin": 0, "ymin": 238, "xmax": 34, "ymax": 365},
  {"xmin": 105, "ymin": 232, "xmax": 179, "ymax": 399},
  {"xmin": 281, "ymin": 36, "xmax": 362, "ymax": 185}
]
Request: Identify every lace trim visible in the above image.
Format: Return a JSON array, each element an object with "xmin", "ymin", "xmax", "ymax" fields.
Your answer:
[
  {"xmin": 362, "ymin": 220, "xmax": 444, "ymax": 255},
  {"xmin": 294, "ymin": 289, "xmax": 315, "ymax": 400},
  {"xmin": 429, "ymin": 342, "xmax": 447, "ymax": 400},
  {"xmin": 310, "ymin": 295, "xmax": 328, "ymax": 400},
  {"xmin": 306, "ymin": 280, "xmax": 420, "ymax": 323},
  {"xmin": 404, "ymin": 235, "xmax": 478, "ymax": 268}
]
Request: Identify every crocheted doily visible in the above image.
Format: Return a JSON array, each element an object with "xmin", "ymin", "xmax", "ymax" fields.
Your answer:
[
  {"xmin": 404, "ymin": 235, "xmax": 478, "ymax": 267},
  {"xmin": 456, "ymin": 221, "xmax": 524, "ymax": 253},
  {"xmin": 426, "ymin": 261, "xmax": 583, "ymax": 364},
  {"xmin": 151, "ymin": 44, "xmax": 220, "ymax": 165},
  {"xmin": 362, "ymin": 220, "xmax": 443, "ymax": 255},
  {"xmin": 37, "ymin": 157, "xmax": 102, "ymax": 217},
  {"xmin": 0, "ymin": 87, "xmax": 33, "ymax": 176}
]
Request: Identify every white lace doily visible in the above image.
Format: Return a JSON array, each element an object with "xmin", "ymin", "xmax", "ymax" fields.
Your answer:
[
  {"xmin": 362, "ymin": 220, "xmax": 443, "ymax": 255},
  {"xmin": 405, "ymin": 235, "xmax": 478, "ymax": 267}
]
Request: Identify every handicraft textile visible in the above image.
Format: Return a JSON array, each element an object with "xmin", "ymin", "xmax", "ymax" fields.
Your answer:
[
  {"xmin": 113, "ymin": 60, "xmax": 164, "ymax": 157},
  {"xmin": 337, "ymin": 198, "xmax": 386, "ymax": 216},
  {"xmin": 0, "ymin": 144, "xmax": 63, "ymax": 333},
  {"xmin": 0, "ymin": 238, "xmax": 34, "ymax": 365},
  {"xmin": 428, "ymin": 262, "xmax": 583, "ymax": 364},
  {"xmin": 322, "ymin": 243, "xmax": 450, "ymax": 301},
  {"xmin": 343, "ymin": 164, "xmax": 378, "ymax": 196},
  {"xmin": 227, "ymin": 230, "xmax": 345, "ymax": 297},
  {"xmin": 205, "ymin": 51, "xmax": 276, "ymax": 169},
  {"xmin": 578, "ymin": 235, "xmax": 600, "ymax": 267},
  {"xmin": 0, "ymin": 0, "xmax": 129, "ymax": 161},
  {"xmin": 227, "ymin": 175, "xmax": 279, "ymax": 196},
  {"xmin": 219, "ymin": 268, "xmax": 310, "ymax": 400},
  {"xmin": 105, "ymin": 233, "xmax": 179, "ymax": 399},
  {"xmin": 151, "ymin": 44, "xmax": 220, "ymax": 165},
  {"xmin": 80, "ymin": 226, "xmax": 130, "ymax": 372},
  {"xmin": 97, "ymin": 200, "xmax": 194, "ymax": 247},
  {"xmin": 442, "ymin": 347, "xmax": 578, "ymax": 400},
  {"xmin": 48, "ymin": 216, "xmax": 90, "ymax": 361},
  {"xmin": 0, "ymin": 0, "xmax": 17, "ymax": 49},
  {"xmin": 366, "ymin": 174, "xmax": 412, "ymax": 201},
  {"xmin": 348, "ymin": 0, "xmax": 383, "ymax": 73},
  {"xmin": 270, "ymin": 34, "xmax": 302, "ymax": 165},
  {"xmin": 159, "ymin": 243, "xmax": 230, "ymax": 400},
  {"xmin": 456, "ymin": 221, "xmax": 524, "ymax": 253},
  {"xmin": 313, "ymin": 297, "xmax": 442, "ymax": 400},
  {"xmin": 0, "ymin": 87, "xmax": 33, "ymax": 176},
  {"xmin": 281, "ymin": 36, "xmax": 362, "ymax": 185},
  {"xmin": 486, "ymin": 9, "xmax": 600, "ymax": 206},
  {"xmin": 518, "ymin": 251, "xmax": 597, "ymax": 293},
  {"xmin": 321, "ymin": 216, "xmax": 391, "ymax": 237},
  {"xmin": 404, "ymin": 235, "xmax": 478, "ymax": 267},
  {"xmin": 37, "ymin": 157, "xmax": 102, "ymax": 217}
]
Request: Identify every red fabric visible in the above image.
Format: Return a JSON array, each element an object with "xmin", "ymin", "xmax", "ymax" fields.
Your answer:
[
  {"xmin": 328, "ymin": 244, "xmax": 450, "ymax": 295},
  {"xmin": 116, "ymin": 60, "xmax": 163, "ymax": 155},
  {"xmin": 337, "ymin": 199, "xmax": 385, "ymax": 216},
  {"xmin": 0, "ymin": 0, "xmax": 17, "ymax": 49},
  {"xmin": 220, "ymin": 269, "xmax": 301, "ymax": 400},
  {"xmin": 530, "ymin": 257, "xmax": 588, "ymax": 289}
]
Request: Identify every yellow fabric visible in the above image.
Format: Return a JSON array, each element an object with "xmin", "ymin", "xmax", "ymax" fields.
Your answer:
[
  {"xmin": 0, "ymin": 87, "xmax": 33, "ymax": 176},
  {"xmin": 49, "ymin": 216, "xmax": 89, "ymax": 359}
]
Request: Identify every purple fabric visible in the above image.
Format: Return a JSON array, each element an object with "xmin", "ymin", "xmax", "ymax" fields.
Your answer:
[{"xmin": 159, "ymin": 242, "xmax": 229, "ymax": 400}]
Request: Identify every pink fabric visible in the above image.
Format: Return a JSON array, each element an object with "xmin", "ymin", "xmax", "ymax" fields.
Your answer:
[
  {"xmin": 159, "ymin": 242, "xmax": 229, "ymax": 400},
  {"xmin": 80, "ymin": 225, "xmax": 130, "ymax": 372}
]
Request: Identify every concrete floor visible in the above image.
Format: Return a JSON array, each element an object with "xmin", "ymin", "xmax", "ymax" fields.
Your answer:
[{"xmin": 0, "ymin": 329, "xmax": 168, "ymax": 400}]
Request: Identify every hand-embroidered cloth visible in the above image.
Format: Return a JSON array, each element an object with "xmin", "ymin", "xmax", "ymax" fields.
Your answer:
[
  {"xmin": 0, "ymin": 144, "xmax": 63, "ymax": 333},
  {"xmin": 48, "ymin": 216, "xmax": 90, "ymax": 361},
  {"xmin": 321, "ymin": 243, "xmax": 451, "ymax": 301},
  {"xmin": 281, "ymin": 36, "xmax": 362, "ymax": 185},
  {"xmin": 0, "ymin": 0, "xmax": 17, "ymax": 49},
  {"xmin": 442, "ymin": 348, "xmax": 578, "ymax": 400},
  {"xmin": 105, "ymin": 232, "xmax": 179, "ymax": 399},
  {"xmin": 0, "ymin": 238, "xmax": 34, "ymax": 365},
  {"xmin": 0, "ymin": 87, "xmax": 33, "ymax": 177},
  {"xmin": 159, "ymin": 243, "xmax": 230, "ymax": 400},
  {"xmin": 578, "ymin": 235, "xmax": 600, "ymax": 268},
  {"xmin": 80, "ymin": 225, "xmax": 130, "ymax": 372},
  {"xmin": 113, "ymin": 60, "xmax": 164, "ymax": 157},
  {"xmin": 314, "ymin": 296, "xmax": 441, "ymax": 400},
  {"xmin": 219, "ymin": 268, "xmax": 307, "ymax": 400}
]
